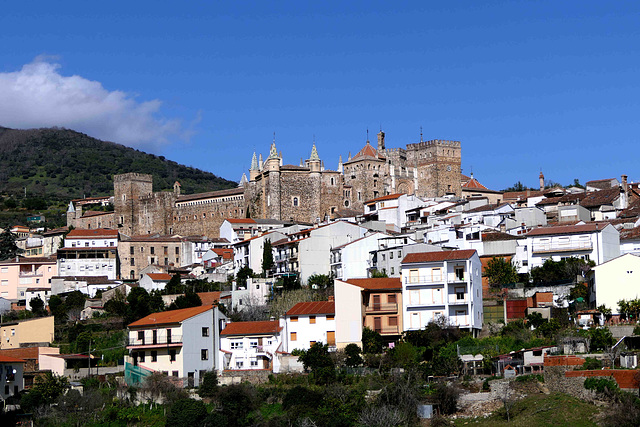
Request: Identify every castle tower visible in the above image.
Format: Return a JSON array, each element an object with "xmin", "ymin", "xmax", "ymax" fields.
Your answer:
[
  {"xmin": 66, "ymin": 201, "xmax": 81, "ymax": 228},
  {"xmin": 308, "ymin": 143, "xmax": 321, "ymax": 173},
  {"xmin": 173, "ymin": 181, "xmax": 181, "ymax": 196},
  {"xmin": 113, "ymin": 173, "xmax": 154, "ymax": 236},
  {"xmin": 250, "ymin": 152, "xmax": 260, "ymax": 181},
  {"xmin": 265, "ymin": 141, "xmax": 281, "ymax": 219},
  {"xmin": 539, "ymin": 171, "xmax": 545, "ymax": 191},
  {"xmin": 338, "ymin": 155, "xmax": 343, "ymax": 174},
  {"xmin": 265, "ymin": 141, "xmax": 281, "ymax": 172},
  {"xmin": 258, "ymin": 153, "xmax": 264, "ymax": 171},
  {"xmin": 377, "ymin": 130, "xmax": 385, "ymax": 151}
]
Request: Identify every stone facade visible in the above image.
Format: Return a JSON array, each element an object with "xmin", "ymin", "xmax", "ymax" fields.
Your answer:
[
  {"xmin": 118, "ymin": 236, "xmax": 185, "ymax": 280},
  {"xmin": 67, "ymin": 131, "xmax": 462, "ymax": 238}
]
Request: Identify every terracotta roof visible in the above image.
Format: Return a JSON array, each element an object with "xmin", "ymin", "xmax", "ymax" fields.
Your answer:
[
  {"xmin": 481, "ymin": 231, "xmax": 522, "ymax": 241},
  {"xmin": 67, "ymin": 229, "xmax": 118, "ymax": 239},
  {"xmin": 226, "ymin": 218, "xmax": 257, "ymax": 224},
  {"xmin": 197, "ymin": 292, "xmax": 222, "ymax": 306},
  {"xmin": 619, "ymin": 198, "xmax": 640, "ymax": 218},
  {"xmin": 0, "ymin": 347, "xmax": 42, "ymax": 360},
  {"xmin": 620, "ymin": 227, "xmax": 640, "ymax": 241},
  {"xmin": 402, "ymin": 249, "xmax": 477, "ymax": 264},
  {"xmin": 176, "ymin": 187, "xmax": 244, "ymax": 202},
  {"xmin": 286, "ymin": 301, "xmax": 335, "ymax": 316},
  {"xmin": 503, "ymin": 190, "xmax": 544, "ymax": 200},
  {"xmin": 345, "ymin": 141, "xmax": 385, "ymax": 163},
  {"xmin": 127, "ymin": 235, "xmax": 182, "ymax": 242},
  {"xmin": 0, "ymin": 256, "xmax": 57, "ymax": 265},
  {"xmin": 128, "ymin": 306, "xmax": 212, "ymax": 327},
  {"xmin": 465, "ymin": 203, "xmax": 510, "ymax": 213},
  {"xmin": 0, "ymin": 355, "xmax": 26, "ymax": 363},
  {"xmin": 147, "ymin": 273, "xmax": 172, "ymax": 281},
  {"xmin": 344, "ymin": 278, "xmax": 402, "ymax": 290},
  {"xmin": 462, "ymin": 177, "xmax": 489, "ymax": 190},
  {"xmin": 365, "ymin": 193, "xmax": 404, "ymax": 204},
  {"xmin": 525, "ymin": 223, "xmax": 611, "ymax": 237},
  {"xmin": 51, "ymin": 276, "xmax": 117, "ymax": 285},
  {"xmin": 579, "ymin": 187, "xmax": 621, "ymax": 208},
  {"xmin": 212, "ymin": 248, "xmax": 233, "ymax": 259},
  {"xmin": 586, "ymin": 178, "xmax": 618, "ymax": 190},
  {"xmin": 221, "ymin": 320, "xmax": 281, "ymax": 336}
]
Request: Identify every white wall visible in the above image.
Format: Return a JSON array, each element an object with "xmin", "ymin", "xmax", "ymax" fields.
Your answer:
[{"xmin": 334, "ymin": 280, "xmax": 363, "ymax": 348}]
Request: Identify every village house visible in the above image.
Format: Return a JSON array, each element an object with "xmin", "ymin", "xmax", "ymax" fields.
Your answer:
[
  {"xmin": 281, "ymin": 300, "xmax": 336, "ymax": 353},
  {"xmin": 0, "ymin": 316, "xmax": 54, "ymax": 350},
  {"xmin": 219, "ymin": 320, "xmax": 281, "ymax": 371},
  {"xmin": 0, "ymin": 355, "xmax": 26, "ymax": 400}
]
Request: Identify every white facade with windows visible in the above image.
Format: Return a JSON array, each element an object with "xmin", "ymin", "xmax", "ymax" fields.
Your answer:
[
  {"xmin": 401, "ymin": 250, "xmax": 483, "ymax": 334},
  {"xmin": 125, "ymin": 306, "xmax": 227, "ymax": 386},
  {"xmin": 219, "ymin": 320, "xmax": 281, "ymax": 371},
  {"xmin": 281, "ymin": 301, "xmax": 336, "ymax": 353}
]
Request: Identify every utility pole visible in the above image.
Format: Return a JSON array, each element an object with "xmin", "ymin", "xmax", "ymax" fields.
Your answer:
[{"xmin": 88, "ymin": 339, "xmax": 92, "ymax": 378}]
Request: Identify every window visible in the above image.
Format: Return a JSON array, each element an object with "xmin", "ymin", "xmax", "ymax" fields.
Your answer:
[
  {"xmin": 201, "ymin": 349, "xmax": 209, "ymax": 360},
  {"xmin": 389, "ymin": 316, "xmax": 398, "ymax": 326},
  {"xmin": 230, "ymin": 341, "xmax": 243, "ymax": 350},
  {"xmin": 455, "ymin": 287, "xmax": 465, "ymax": 300},
  {"xmin": 390, "ymin": 252, "xmax": 394, "ymax": 259},
  {"xmin": 309, "ymin": 316, "xmax": 316, "ymax": 324},
  {"xmin": 172, "ymin": 370, "xmax": 179, "ymax": 377},
  {"xmin": 391, "ymin": 267, "xmax": 395, "ymax": 274},
  {"xmin": 381, "ymin": 254, "xmax": 385, "ymax": 261},
  {"xmin": 250, "ymin": 360, "xmax": 259, "ymax": 367},
  {"xmin": 175, "ymin": 247, "xmax": 180, "ymax": 255},
  {"xmin": 249, "ymin": 340, "xmax": 258, "ymax": 348},
  {"xmin": 137, "ymin": 331, "xmax": 144, "ymax": 341},
  {"xmin": 326, "ymin": 314, "xmax": 335, "ymax": 321},
  {"xmin": 236, "ymin": 361, "xmax": 244, "ymax": 368},
  {"xmin": 139, "ymin": 351, "xmax": 145, "ymax": 362},
  {"xmin": 290, "ymin": 332, "xmax": 297, "ymax": 341},
  {"xmin": 202, "ymin": 327, "xmax": 209, "ymax": 337},
  {"xmin": 170, "ymin": 350, "xmax": 176, "ymax": 362},
  {"xmin": 398, "ymin": 250, "xmax": 401, "ymax": 258},
  {"xmin": 130, "ymin": 258, "xmax": 135, "ymax": 266},
  {"xmin": 151, "ymin": 351, "xmax": 157, "ymax": 362},
  {"xmin": 1, "ymin": 267, "xmax": 7, "ymax": 273},
  {"xmin": 290, "ymin": 316, "xmax": 298, "ymax": 322},
  {"xmin": 0, "ymin": 280, "xmax": 7, "ymax": 287},
  {"xmin": 150, "ymin": 257, "xmax": 155, "ymax": 264},
  {"xmin": 150, "ymin": 247, "xmax": 155, "ymax": 255},
  {"xmin": 388, "ymin": 294, "xmax": 397, "ymax": 304},
  {"xmin": 293, "ymin": 197, "xmax": 299, "ymax": 207}
]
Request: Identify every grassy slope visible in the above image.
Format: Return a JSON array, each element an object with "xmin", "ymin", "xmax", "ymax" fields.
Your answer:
[{"xmin": 454, "ymin": 393, "xmax": 599, "ymax": 427}]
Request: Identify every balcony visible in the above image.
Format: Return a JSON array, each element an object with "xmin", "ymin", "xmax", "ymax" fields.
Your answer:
[
  {"xmin": 532, "ymin": 242, "xmax": 592, "ymax": 254},
  {"xmin": 127, "ymin": 335, "xmax": 183, "ymax": 349},
  {"xmin": 374, "ymin": 326, "xmax": 400, "ymax": 335},
  {"xmin": 405, "ymin": 274, "xmax": 467, "ymax": 286},
  {"xmin": 448, "ymin": 295, "xmax": 469, "ymax": 305},
  {"xmin": 365, "ymin": 303, "xmax": 398, "ymax": 314}
]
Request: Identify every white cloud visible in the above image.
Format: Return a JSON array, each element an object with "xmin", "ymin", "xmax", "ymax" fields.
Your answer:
[{"xmin": 0, "ymin": 56, "xmax": 187, "ymax": 149}]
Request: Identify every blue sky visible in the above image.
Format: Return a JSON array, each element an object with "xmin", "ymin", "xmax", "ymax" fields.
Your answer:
[{"xmin": 2, "ymin": 1, "xmax": 640, "ymax": 191}]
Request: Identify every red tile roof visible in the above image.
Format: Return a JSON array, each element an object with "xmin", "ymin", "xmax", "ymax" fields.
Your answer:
[
  {"xmin": 526, "ymin": 223, "xmax": 611, "ymax": 237},
  {"xmin": 226, "ymin": 218, "xmax": 257, "ymax": 224},
  {"xmin": 286, "ymin": 301, "xmax": 335, "ymax": 316},
  {"xmin": 128, "ymin": 306, "xmax": 212, "ymax": 327},
  {"xmin": 147, "ymin": 273, "xmax": 172, "ymax": 281},
  {"xmin": 197, "ymin": 292, "xmax": 222, "ymax": 306},
  {"xmin": 0, "ymin": 355, "xmax": 26, "ymax": 363},
  {"xmin": 212, "ymin": 248, "xmax": 233, "ymax": 259},
  {"xmin": 67, "ymin": 229, "xmax": 118, "ymax": 238},
  {"xmin": 365, "ymin": 193, "xmax": 404, "ymax": 204},
  {"xmin": 462, "ymin": 177, "xmax": 489, "ymax": 190},
  {"xmin": 346, "ymin": 141, "xmax": 384, "ymax": 163},
  {"xmin": 221, "ymin": 320, "xmax": 281, "ymax": 336},
  {"xmin": 402, "ymin": 249, "xmax": 477, "ymax": 264},
  {"xmin": 344, "ymin": 278, "xmax": 402, "ymax": 290}
]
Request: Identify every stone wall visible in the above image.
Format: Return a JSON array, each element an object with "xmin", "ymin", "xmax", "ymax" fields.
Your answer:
[{"xmin": 219, "ymin": 369, "xmax": 272, "ymax": 385}]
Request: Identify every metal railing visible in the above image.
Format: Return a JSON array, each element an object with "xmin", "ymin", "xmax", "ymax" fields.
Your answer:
[
  {"xmin": 128, "ymin": 335, "xmax": 183, "ymax": 346},
  {"xmin": 365, "ymin": 303, "xmax": 398, "ymax": 313},
  {"xmin": 532, "ymin": 242, "xmax": 592, "ymax": 253}
]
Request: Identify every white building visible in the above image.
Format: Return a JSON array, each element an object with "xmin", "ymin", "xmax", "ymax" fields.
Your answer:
[
  {"xmin": 220, "ymin": 219, "xmax": 298, "ymax": 244},
  {"xmin": 125, "ymin": 305, "xmax": 227, "ymax": 387},
  {"xmin": 515, "ymin": 223, "xmax": 620, "ymax": 273},
  {"xmin": 219, "ymin": 320, "xmax": 281, "ymax": 371},
  {"xmin": 57, "ymin": 229, "xmax": 119, "ymax": 280},
  {"xmin": 589, "ymin": 253, "xmax": 640, "ymax": 315},
  {"xmin": 281, "ymin": 300, "xmax": 336, "ymax": 353},
  {"xmin": 233, "ymin": 231, "xmax": 287, "ymax": 276},
  {"xmin": 139, "ymin": 273, "xmax": 172, "ymax": 292},
  {"xmin": 330, "ymin": 232, "xmax": 389, "ymax": 280},
  {"xmin": 401, "ymin": 249, "xmax": 483, "ymax": 335},
  {"xmin": 362, "ymin": 193, "xmax": 425, "ymax": 232},
  {"xmin": 274, "ymin": 221, "xmax": 369, "ymax": 284}
]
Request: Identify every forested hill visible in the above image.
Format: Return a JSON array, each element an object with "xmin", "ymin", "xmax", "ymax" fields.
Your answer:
[{"xmin": 0, "ymin": 127, "xmax": 238, "ymax": 201}]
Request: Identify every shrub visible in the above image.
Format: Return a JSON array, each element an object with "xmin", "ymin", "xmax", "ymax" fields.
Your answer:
[
  {"xmin": 166, "ymin": 398, "xmax": 208, "ymax": 427},
  {"xmin": 198, "ymin": 370, "xmax": 218, "ymax": 398},
  {"xmin": 581, "ymin": 357, "xmax": 603, "ymax": 370}
]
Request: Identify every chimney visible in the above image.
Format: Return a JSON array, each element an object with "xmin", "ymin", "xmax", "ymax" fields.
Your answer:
[
  {"xmin": 539, "ymin": 171, "xmax": 545, "ymax": 191},
  {"xmin": 621, "ymin": 175, "xmax": 629, "ymax": 209}
]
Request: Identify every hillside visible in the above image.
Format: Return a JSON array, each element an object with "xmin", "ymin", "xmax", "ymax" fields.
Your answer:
[{"xmin": 0, "ymin": 126, "xmax": 238, "ymax": 201}]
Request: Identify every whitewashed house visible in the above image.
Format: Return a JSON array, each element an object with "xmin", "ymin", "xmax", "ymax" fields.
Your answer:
[
  {"xmin": 139, "ymin": 273, "xmax": 173, "ymax": 292},
  {"xmin": 281, "ymin": 300, "xmax": 336, "ymax": 353},
  {"xmin": 588, "ymin": 253, "xmax": 640, "ymax": 315},
  {"xmin": 219, "ymin": 320, "xmax": 281, "ymax": 371},
  {"xmin": 125, "ymin": 305, "xmax": 227, "ymax": 387},
  {"xmin": 401, "ymin": 250, "xmax": 483, "ymax": 335},
  {"xmin": 330, "ymin": 232, "xmax": 389, "ymax": 280},
  {"xmin": 0, "ymin": 355, "xmax": 25, "ymax": 400},
  {"xmin": 57, "ymin": 229, "xmax": 119, "ymax": 280}
]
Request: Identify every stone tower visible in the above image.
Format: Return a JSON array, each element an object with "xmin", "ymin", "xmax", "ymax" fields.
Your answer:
[{"xmin": 113, "ymin": 173, "xmax": 154, "ymax": 236}]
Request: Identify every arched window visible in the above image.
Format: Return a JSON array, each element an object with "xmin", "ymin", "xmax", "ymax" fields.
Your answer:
[
  {"xmin": 293, "ymin": 197, "xmax": 299, "ymax": 207},
  {"xmin": 344, "ymin": 200, "xmax": 350, "ymax": 207}
]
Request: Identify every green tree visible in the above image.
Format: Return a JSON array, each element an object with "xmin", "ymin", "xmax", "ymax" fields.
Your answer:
[
  {"xmin": 236, "ymin": 266, "xmax": 255, "ymax": 288},
  {"xmin": 362, "ymin": 327, "xmax": 384, "ymax": 354},
  {"xmin": 165, "ymin": 273, "xmax": 184, "ymax": 294},
  {"xmin": 297, "ymin": 342, "xmax": 336, "ymax": 384},
  {"xmin": 484, "ymin": 257, "xmax": 518, "ymax": 288},
  {"xmin": 127, "ymin": 287, "xmax": 153, "ymax": 321},
  {"xmin": 166, "ymin": 398, "xmax": 208, "ymax": 427},
  {"xmin": 588, "ymin": 327, "xmax": 614, "ymax": 351},
  {"xmin": 344, "ymin": 343, "xmax": 363, "ymax": 367},
  {"xmin": 307, "ymin": 273, "xmax": 333, "ymax": 289},
  {"xmin": 370, "ymin": 269, "xmax": 388, "ymax": 278},
  {"xmin": 0, "ymin": 227, "xmax": 22, "ymax": 260},
  {"xmin": 48, "ymin": 294, "xmax": 65, "ymax": 319},
  {"xmin": 29, "ymin": 296, "xmax": 46, "ymax": 316},
  {"xmin": 502, "ymin": 181, "xmax": 528, "ymax": 192},
  {"xmin": 262, "ymin": 239, "xmax": 274, "ymax": 276},
  {"xmin": 197, "ymin": 370, "xmax": 218, "ymax": 398},
  {"xmin": 170, "ymin": 290, "xmax": 202, "ymax": 310}
]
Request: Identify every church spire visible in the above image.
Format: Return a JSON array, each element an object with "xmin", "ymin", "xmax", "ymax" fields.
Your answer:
[
  {"xmin": 309, "ymin": 143, "xmax": 320, "ymax": 161},
  {"xmin": 250, "ymin": 152, "xmax": 258, "ymax": 170}
]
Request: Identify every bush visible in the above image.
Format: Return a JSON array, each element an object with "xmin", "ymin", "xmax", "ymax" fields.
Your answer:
[
  {"xmin": 166, "ymin": 398, "xmax": 208, "ymax": 427},
  {"xmin": 581, "ymin": 357, "xmax": 603, "ymax": 370},
  {"xmin": 198, "ymin": 370, "xmax": 218, "ymax": 398},
  {"xmin": 431, "ymin": 382, "xmax": 459, "ymax": 415},
  {"xmin": 584, "ymin": 377, "xmax": 618, "ymax": 395}
]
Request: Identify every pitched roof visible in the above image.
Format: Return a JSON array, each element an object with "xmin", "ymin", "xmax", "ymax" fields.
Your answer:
[
  {"xmin": 525, "ymin": 223, "xmax": 611, "ymax": 237},
  {"xmin": 620, "ymin": 227, "xmax": 640, "ymax": 241},
  {"xmin": 365, "ymin": 193, "xmax": 404, "ymax": 204},
  {"xmin": 286, "ymin": 301, "xmax": 334, "ymax": 316},
  {"xmin": 128, "ymin": 305, "xmax": 212, "ymax": 328},
  {"xmin": 146, "ymin": 273, "xmax": 172, "ymax": 281},
  {"xmin": 221, "ymin": 320, "xmax": 281, "ymax": 336},
  {"xmin": 51, "ymin": 275, "xmax": 117, "ymax": 285},
  {"xmin": 81, "ymin": 211, "xmax": 112, "ymax": 218},
  {"xmin": 212, "ymin": 248, "xmax": 233, "ymax": 259},
  {"xmin": 0, "ymin": 355, "xmax": 26, "ymax": 363},
  {"xmin": 344, "ymin": 278, "xmax": 402, "ymax": 290},
  {"xmin": 586, "ymin": 178, "xmax": 618, "ymax": 190},
  {"xmin": 196, "ymin": 292, "xmax": 222, "ymax": 306},
  {"xmin": 462, "ymin": 176, "xmax": 489, "ymax": 190},
  {"xmin": 402, "ymin": 249, "xmax": 477, "ymax": 264},
  {"xmin": 481, "ymin": 231, "xmax": 522, "ymax": 241},
  {"xmin": 176, "ymin": 187, "xmax": 244, "ymax": 203},
  {"xmin": 226, "ymin": 218, "xmax": 257, "ymax": 224},
  {"xmin": 281, "ymin": 165, "xmax": 310, "ymax": 171},
  {"xmin": 465, "ymin": 203, "xmax": 511, "ymax": 213},
  {"xmin": 66, "ymin": 229, "xmax": 118, "ymax": 238},
  {"xmin": 345, "ymin": 141, "xmax": 385, "ymax": 164},
  {"xmin": 579, "ymin": 187, "xmax": 621, "ymax": 208},
  {"xmin": 502, "ymin": 190, "xmax": 544, "ymax": 200}
]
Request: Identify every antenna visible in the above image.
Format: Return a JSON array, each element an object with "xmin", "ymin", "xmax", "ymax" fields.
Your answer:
[
  {"xmin": 273, "ymin": 132, "xmax": 276, "ymax": 143},
  {"xmin": 366, "ymin": 128, "xmax": 369, "ymax": 141},
  {"xmin": 420, "ymin": 126, "xmax": 423, "ymax": 142}
]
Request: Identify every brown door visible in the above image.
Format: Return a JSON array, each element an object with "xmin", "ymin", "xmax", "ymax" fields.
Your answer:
[
  {"xmin": 327, "ymin": 331, "xmax": 336, "ymax": 346},
  {"xmin": 374, "ymin": 317, "xmax": 382, "ymax": 333},
  {"xmin": 373, "ymin": 295, "xmax": 381, "ymax": 311}
]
